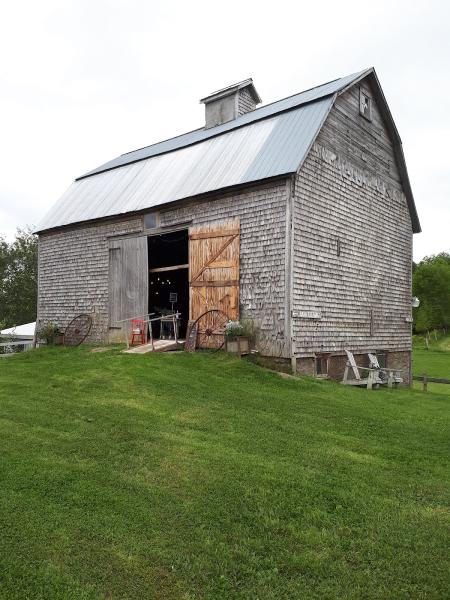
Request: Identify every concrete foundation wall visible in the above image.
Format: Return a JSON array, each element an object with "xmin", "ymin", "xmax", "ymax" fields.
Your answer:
[{"xmin": 295, "ymin": 350, "xmax": 411, "ymax": 383}]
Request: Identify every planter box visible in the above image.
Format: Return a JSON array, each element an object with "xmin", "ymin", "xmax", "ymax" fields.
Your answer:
[
  {"xmin": 39, "ymin": 333, "xmax": 64, "ymax": 346},
  {"xmin": 226, "ymin": 336, "xmax": 250, "ymax": 356}
]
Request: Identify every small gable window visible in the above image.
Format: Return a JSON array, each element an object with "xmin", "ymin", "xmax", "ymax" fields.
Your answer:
[
  {"xmin": 359, "ymin": 88, "xmax": 372, "ymax": 121},
  {"xmin": 144, "ymin": 212, "xmax": 160, "ymax": 229}
]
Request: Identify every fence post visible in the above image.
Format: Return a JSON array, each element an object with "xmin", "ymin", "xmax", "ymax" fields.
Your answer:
[{"xmin": 423, "ymin": 374, "xmax": 428, "ymax": 392}]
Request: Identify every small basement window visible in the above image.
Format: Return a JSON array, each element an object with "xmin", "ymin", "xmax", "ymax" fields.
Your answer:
[
  {"xmin": 359, "ymin": 88, "xmax": 372, "ymax": 121},
  {"xmin": 144, "ymin": 212, "xmax": 160, "ymax": 229},
  {"xmin": 315, "ymin": 353, "xmax": 330, "ymax": 378}
]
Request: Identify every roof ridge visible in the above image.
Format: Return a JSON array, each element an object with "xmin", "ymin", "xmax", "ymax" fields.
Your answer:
[{"xmin": 120, "ymin": 126, "xmax": 205, "ymax": 158}]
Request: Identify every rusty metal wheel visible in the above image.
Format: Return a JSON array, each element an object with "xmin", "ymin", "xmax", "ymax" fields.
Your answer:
[
  {"xmin": 192, "ymin": 309, "xmax": 229, "ymax": 351},
  {"xmin": 63, "ymin": 314, "xmax": 92, "ymax": 346}
]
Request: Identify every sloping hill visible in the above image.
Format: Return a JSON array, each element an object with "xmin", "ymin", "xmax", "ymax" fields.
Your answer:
[{"xmin": 0, "ymin": 347, "xmax": 448, "ymax": 599}]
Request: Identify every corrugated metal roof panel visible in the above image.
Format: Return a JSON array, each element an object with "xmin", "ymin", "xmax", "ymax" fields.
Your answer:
[
  {"xmin": 78, "ymin": 69, "xmax": 370, "ymax": 179},
  {"xmin": 36, "ymin": 97, "xmax": 333, "ymax": 232}
]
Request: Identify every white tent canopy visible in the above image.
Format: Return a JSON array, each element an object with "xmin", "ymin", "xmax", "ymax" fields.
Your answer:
[{"xmin": 0, "ymin": 322, "xmax": 36, "ymax": 339}]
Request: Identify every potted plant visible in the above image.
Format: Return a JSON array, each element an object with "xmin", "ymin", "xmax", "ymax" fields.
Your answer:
[
  {"xmin": 225, "ymin": 320, "xmax": 250, "ymax": 356},
  {"xmin": 36, "ymin": 322, "xmax": 62, "ymax": 346}
]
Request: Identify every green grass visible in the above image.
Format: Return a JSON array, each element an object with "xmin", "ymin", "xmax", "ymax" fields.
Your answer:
[
  {"xmin": 413, "ymin": 380, "xmax": 450, "ymax": 396},
  {"xmin": 413, "ymin": 332, "xmax": 450, "ymax": 353},
  {"xmin": 0, "ymin": 347, "xmax": 449, "ymax": 599},
  {"xmin": 412, "ymin": 333, "xmax": 450, "ymax": 380},
  {"xmin": 413, "ymin": 349, "xmax": 450, "ymax": 378}
]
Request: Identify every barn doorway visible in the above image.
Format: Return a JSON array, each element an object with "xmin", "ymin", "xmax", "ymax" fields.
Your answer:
[{"xmin": 147, "ymin": 230, "xmax": 189, "ymax": 339}]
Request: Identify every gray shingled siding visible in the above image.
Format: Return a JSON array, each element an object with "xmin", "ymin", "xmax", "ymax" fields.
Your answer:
[
  {"xmin": 237, "ymin": 88, "xmax": 256, "ymax": 116},
  {"xmin": 292, "ymin": 85, "xmax": 412, "ymax": 364},
  {"xmin": 37, "ymin": 181, "xmax": 288, "ymax": 354},
  {"xmin": 37, "ymin": 217, "xmax": 143, "ymax": 341},
  {"xmin": 159, "ymin": 181, "xmax": 289, "ymax": 357}
]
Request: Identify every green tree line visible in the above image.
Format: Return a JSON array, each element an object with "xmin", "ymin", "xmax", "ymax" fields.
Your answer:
[
  {"xmin": 0, "ymin": 229, "xmax": 38, "ymax": 329},
  {"xmin": 413, "ymin": 252, "xmax": 450, "ymax": 333}
]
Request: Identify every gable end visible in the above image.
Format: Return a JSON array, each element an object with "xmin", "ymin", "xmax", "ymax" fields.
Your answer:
[{"xmin": 337, "ymin": 69, "xmax": 420, "ymax": 233}]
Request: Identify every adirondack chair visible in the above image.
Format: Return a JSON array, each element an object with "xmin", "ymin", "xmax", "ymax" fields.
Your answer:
[
  {"xmin": 368, "ymin": 353, "xmax": 404, "ymax": 387},
  {"xmin": 341, "ymin": 349, "xmax": 383, "ymax": 389}
]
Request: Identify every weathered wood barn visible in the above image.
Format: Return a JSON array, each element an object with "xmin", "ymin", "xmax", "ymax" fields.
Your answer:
[{"xmin": 36, "ymin": 68, "xmax": 420, "ymax": 378}]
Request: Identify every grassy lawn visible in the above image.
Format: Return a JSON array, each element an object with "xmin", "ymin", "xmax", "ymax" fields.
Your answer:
[
  {"xmin": 413, "ymin": 349, "xmax": 450, "ymax": 379},
  {"xmin": 412, "ymin": 333, "xmax": 450, "ymax": 396},
  {"xmin": 412, "ymin": 334, "xmax": 450, "ymax": 379},
  {"xmin": 0, "ymin": 347, "xmax": 449, "ymax": 599}
]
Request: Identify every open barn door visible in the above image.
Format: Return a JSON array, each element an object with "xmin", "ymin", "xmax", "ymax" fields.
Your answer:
[
  {"xmin": 189, "ymin": 220, "xmax": 240, "ymax": 348},
  {"xmin": 108, "ymin": 236, "xmax": 148, "ymax": 342}
]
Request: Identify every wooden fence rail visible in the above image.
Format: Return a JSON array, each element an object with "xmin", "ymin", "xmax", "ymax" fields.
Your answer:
[
  {"xmin": 0, "ymin": 340, "xmax": 34, "ymax": 357},
  {"xmin": 413, "ymin": 374, "xmax": 450, "ymax": 392}
]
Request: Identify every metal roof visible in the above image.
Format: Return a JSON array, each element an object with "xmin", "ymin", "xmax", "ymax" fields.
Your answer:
[
  {"xmin": 35, "ymin": 68, "xmax": 420, "ymax": 233},
  {"xmin": 77, "ymin": 69, "xmax": 370, "ymax": 180},
  {"xmin": 36, "ymin": 97, "xmax": 334, "ymax": 232}
]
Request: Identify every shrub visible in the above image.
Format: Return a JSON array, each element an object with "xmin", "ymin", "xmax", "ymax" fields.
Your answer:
[
  {"xmin": 37, "ymin": 322, "xmax": 60, "ymax": 345},
  {"xmin": 225, "ymin": 320, "xmax": 243, "ymax": 339},
  {"xmin": 240, "ymin": 318, "xmax": 257, "ymax": 345}
]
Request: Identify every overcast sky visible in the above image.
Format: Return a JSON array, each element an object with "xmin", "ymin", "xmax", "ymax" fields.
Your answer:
[{"xmin": 0, "ymin": 0, "xmax": 448, "ymax": 260}]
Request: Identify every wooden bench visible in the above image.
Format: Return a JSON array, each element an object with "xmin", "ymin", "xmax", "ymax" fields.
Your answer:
[
  {"xmin": 341, "ymin": 349, "xmax": 383, "ymax": 389},
  {"xmin": 368, "ymin": 353, "xmax": 404, "ymax": 387}
]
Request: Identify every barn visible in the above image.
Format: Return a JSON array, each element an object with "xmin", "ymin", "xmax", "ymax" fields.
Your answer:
[{"xmin": 35, "ymin": 67, "xmax": 420, "ymax": 379}]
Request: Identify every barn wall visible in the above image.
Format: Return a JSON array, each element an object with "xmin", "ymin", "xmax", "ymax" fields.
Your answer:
[
  {"xmin": 159, "ymin": 180, "xmax": 289, "ymax": 357},
  {"xmin": 37, "ymin": 180, "xmax": 288, "ymax": 354},
  {"xmin": 292, "ymin": 81, "xmax": 413, "ymax": 378},
  {"xmin": 37, "ymin": 216, "xmax": 143, "ymax": 341}
]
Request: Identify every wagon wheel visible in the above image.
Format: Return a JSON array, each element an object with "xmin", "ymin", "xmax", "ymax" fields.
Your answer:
[
  {"xmin": 192, "ymin": 309, "xmax": 229, "ymax": 351},
  {"xmin": 63, "ymin": 314, "xmax": 92, "ymax": 346}
]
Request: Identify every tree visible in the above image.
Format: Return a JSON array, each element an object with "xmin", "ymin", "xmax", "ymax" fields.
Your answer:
[
  {"xmin": 413, "ymin": 253, "xmax": 450, "ymax": 332},
  {"xmin": 0, "ymin": 229, "xmax": 38, "ymax": 328}
]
